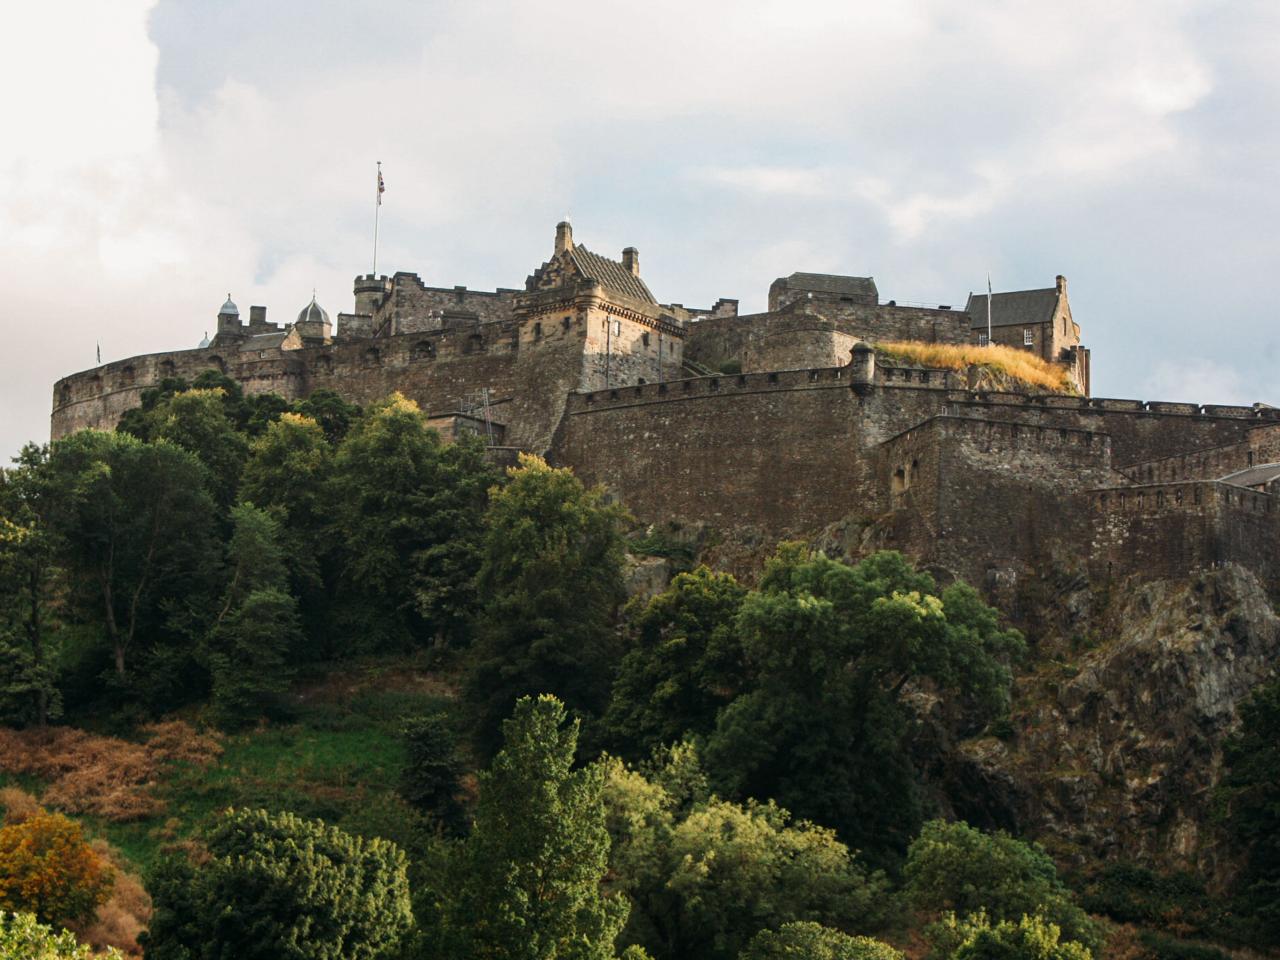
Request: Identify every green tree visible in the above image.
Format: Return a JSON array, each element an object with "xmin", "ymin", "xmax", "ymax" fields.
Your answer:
[
  {"xmin": 328, "ymin": 394, "xmax": 495, "ymax": 651},
  {"xmin": 399, "ymin": 712, "xmax": 467, "ymax": 831},
  {"xmin": 0, "ymin": 911, "xmax": 123, "ymax": 959},
  {"xmin": 143, "ymin": 808, "xmax": 412, "ymax": 960},
  {"xmin": 925, "ymin": 912, "xmax": 1092, "ymax": 960},
  {"xmin": 1221, "ymin": 678, "xmax": 1280, "ymax": 943},
  {"xmin": 442, "ymin": 695, "xmax": 629, "ymax": 960},
  {"xmin": 294, "ymin": 389, "xmax": 362, "ymax": 444},
  {"xmin": 129, "ymin": 389, "xmax": 249, "ymax": 509},
  {"xmin": 206, "ymin": 503, "xmax": 300, "ymax": 728},
  {"xmin": 602, "ymin": 746, "xmax": 888, "ymax": 960},
  {"xmin": 704, "ymin": 547, "xmax": 1023, "ymax": 863},
  {"xmin": 740, "ymin": 922, "xmax": 903, "ymax": 960},
  {"xmin": 604, "ymin": 566, "xmax": 747, "ymax": 756},
  {"xmin": 903, "ymin": 821, "xmax": 1098, "ymax": 952},
  {"xmin": 466, "ymin": 455, "xmax": 627, "ymax": 756},
  {"xmin": 45, "ymin": 431, "xmax": 216, "ymax": 681},
  {"xmin": 0, "ymin": 446, "xmax": 62, "ymax": 726}
]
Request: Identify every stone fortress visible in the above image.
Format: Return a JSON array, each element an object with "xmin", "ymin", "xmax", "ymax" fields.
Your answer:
[{"xmin": 51, "ymin": 222, "xmax": 1280, "ymax": 600}]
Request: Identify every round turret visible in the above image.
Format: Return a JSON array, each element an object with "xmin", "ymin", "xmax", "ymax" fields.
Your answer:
[{"xmin": 218, "ymin": 294, "xmax": 239, "ymax": 317}]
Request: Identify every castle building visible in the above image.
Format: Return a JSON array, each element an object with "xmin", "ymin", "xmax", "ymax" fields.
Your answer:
[{"xmin": 51, "ymin": 222, "xmax": 1280, "ymax": 599}]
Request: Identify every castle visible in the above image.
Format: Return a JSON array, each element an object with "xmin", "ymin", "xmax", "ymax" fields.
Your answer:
[{"xmin": 51, "ymin": 222, "xmax": 1280, "ymax": 600}]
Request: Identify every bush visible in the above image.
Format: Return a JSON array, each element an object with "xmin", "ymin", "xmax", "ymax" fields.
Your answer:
[
  {"xmin": 143, "ymin": 807, "xmax": 412, "ymax": 960},
  {"xmin": 0, "ymin": 813, "xmax": 113, "ymax": 925},
  {"xmin": 926, "ymin": 911, "xmax": 1092, "ymax": 960},
  {"xmin": 741, "ymin": 922, "xmax": 903, "ymax": 960},
  {"xmin": 0, "ymin": 911, "xmax": 123, "ymax": 959},
  {"xmin": 398, "ymin": 712, "xmax": 466, "ymax": 830},
  {"xmin": 904, "ymin": 821, "xmax": 1099, "ymax": 952}
]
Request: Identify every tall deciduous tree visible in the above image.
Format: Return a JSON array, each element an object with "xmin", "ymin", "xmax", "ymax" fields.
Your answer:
[
  {"xmin": 45, "ymin": 431, "xmax": 216, "ymax": 680},
  {"xmin": 604, "ymin": 566, "xmax": 747, "ymax": 756},
  {"xmin": 466, "ymin": 455, "xmax": 627, "ymax": 756},
  {"xmin": 0, "ymin": 813, "xmax": 113, "ymax": 926},
  {"xmin": 0, "ymin": 445, "xmax": 62, "ymax": 727},
  {"xmin": 704, "ymin": 547, "xmax": 1023, "ymax": 864},
  {"xmin": 328, "ymin": 394, "xmax": 495, "ymax": 651},
  {"xmin": 443, "ymin": 695, "xmax": 629, "ymax": 960}
]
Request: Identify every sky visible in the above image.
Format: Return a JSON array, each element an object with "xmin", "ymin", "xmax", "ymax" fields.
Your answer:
[{"xmin": 2, "ymin": 0, "xmax": 1279, "ymax": 460}]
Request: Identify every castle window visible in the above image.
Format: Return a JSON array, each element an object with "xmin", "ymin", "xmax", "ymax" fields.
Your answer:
[
  {"xmin": 533, "ymin": 322, "xmax": 542, "ymax": 340},
  {"xmin": 563, "ymin": 316, "xmax": 571, "ymax": 330},
  {"xmin": 363, "ymin": 347, "xmax": 381, "ymax": 367},
  {"xmin": 120, "ymin": 366, "xmax": 136, "ymax": 386},
  {"xmin": 207, "ymin": 356, "xmax": 226, "ymax": 374},
  {"xmin": 978, "ymin": 333, "xmax": 989, "ymax": 347},
  {"xmin": 315, "ymin": 355, "xmax": 333, "ymax": 374},
  {"xmin": 59, "ymin": 385, "xmax": 71, "ymax": 405},
  {"xmin": 159, "ymin": 360, "xmax": 176, "ymax": 378},
  {"xmin": 1023, "ymin": 328, "xmax": 1034, "ymax": 346},
  {"xmin": 411, "ymin": 341, "xmax": 435, "ymax": 361},
  {"xmin": 465, "ymin": 334, "xmax": 483, "ymax": 354},
  {"xmin": 642, "ymin": 332, "xmax": 650, "ymax": 348}
]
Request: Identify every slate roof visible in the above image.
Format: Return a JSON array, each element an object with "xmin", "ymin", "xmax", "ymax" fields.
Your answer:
[
  {"xmin": 238, "ymin": 332, "xmax": 288, "ymax": 351},
  {"xmin": 1220, "ymin": 463, "xmax": 1280, "ymax": 488},
  {"xmin": 777, "ymin": 272, "xmax": 878, "ymax": 303},
  {"xmin": 966, "ymin": 288, "xmax": 1058, "ymax": 329},
  {"xmin": 568, "ymin": 245, "xmax": 655, "ymax": 304}
]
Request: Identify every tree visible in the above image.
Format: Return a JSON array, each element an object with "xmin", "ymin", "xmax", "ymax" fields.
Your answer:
[
  {"xmin": 1221, "ymin": 678, "xmax": 1280, "ymax": 943},
  {"xmin": 293, "ymin": 389, "xmax": 362, "ymax": 444},
  {"xmin": 602, "ymin": 746, "xmax": 888, "ymax": 960},
  {"xmin": 466, "ymin": 455, "xmax": 628, "ymax": 756},
  {"xmin": 44, "ymin": 431, "xmax": 216, "ymax": 680},
  {"xmin": 143, "ymin": 808, "xmax": 412, "ymax": 960},
  {"xmin": 0, "ymin": 445, "xmax": 62, "ymax": 727},
  {"xmin": 0, "ymin": 911, "xmax": 123, "ymax": 959},
  {"xmin": 128, "ymin": 389, "xmax": 249, "ymax": 509},
  {"xmin": 205, "ymin": 503, "xmax": 300, "ymax": 728},
  {"xmin": 0, "ymin": 814, "xmax": 113, "ymax": 926},
  {"xmin": 704, "ymin": 547, "xmax": 1023, "ymax": 863},
  {"xmin": 327, "ymin": 394, "xmax": 495, "ymax": 651},
  {"xmin": 925, "ymin": 912, "xmax": 1092, "ymax": 960},
  {"xmin": 399, "ymin": 712, "xmax": 467, "ymax": 831},
  {"xmin": 442, "ymin": 695, "xmax": 629, "ymax": 960},
  {"xmin": 604, "ymin": 566, "xmax": 747, "ymax": 756},
  {"xmin": 740, "ymin": 922, "xmax": 903, "ymax": 960},
  {"xmin": 903, "ymin": 821, "xmax": 1099, "ymax": 952}
]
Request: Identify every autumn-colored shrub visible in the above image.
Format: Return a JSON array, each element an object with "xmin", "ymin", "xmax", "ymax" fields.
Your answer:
[
  {"xmin": 66, "ymin": 841, "xmax": 150, "ymax": 959},
  {"xmin": 0, "ymin": 788, "xmax": 40, "ymax": 825},
  {"xmin": 0, "ymin": 813, "xmax": 113, "ymax": 925},
  {"xmin": 0, "ymin": 722, "xmax": 221, "ymax": 823}
]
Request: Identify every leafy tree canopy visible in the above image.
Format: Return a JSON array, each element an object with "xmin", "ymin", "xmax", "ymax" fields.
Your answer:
[
  {"xmin": 0, "ymin": 813, "xmax": 113, "ymax": 925},
  {"xmin": 143, "ymin": 807, "xmax": 412, "ymax": 960},
  {"xmin": 0, "ymin": 911, "xmax": 123, "ymax": 960},
  {"xmin": 740, "ymin": 922, "xmax": 904, "ymax": 960},
  {"xmin": 442, "ymin": 695, "xmax": 629, "ymax": 960},
  {"xmin": 903, "ymin": 820, "xmax": 1098, "ymax": 952},
  {"xmin": 925, "ymin": 911, "xmax": 1092, "ymax": 960},
  {"xmin": 704, "ymin": 547, "xmax": 1023, "ymax": 862}
]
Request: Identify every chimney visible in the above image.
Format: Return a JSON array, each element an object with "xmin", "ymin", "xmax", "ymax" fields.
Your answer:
[
  {"xmin": 622, "ymin": 247, "xmax": 639, "ymax": 277},
  {"xmin": 555, "ymin": 220, "xmax": 574, "ymax": 254},
  {"xmin": 249, "ymin": 305, "xmax": 267, "ymax": 326},
  {"xmin": 1056, "ymin": 275, "xmax": 1067, "ymax": 295}
]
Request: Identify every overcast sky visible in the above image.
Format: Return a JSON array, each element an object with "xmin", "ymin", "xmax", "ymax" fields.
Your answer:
[{"xmin": 2, "ymin": 0, "xmax": 1278, "ymax": 460}]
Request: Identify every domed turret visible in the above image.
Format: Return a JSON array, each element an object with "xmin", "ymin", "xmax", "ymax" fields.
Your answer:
[
  {"xmin": 216, "ymin": 293, "xmax": 242, "ymax": 341},
  {"xmin": 297, "ymin": 296, "xmax": 329, "ymax": 326},
  {"xmin": 219, "ymin": 294, "xmax": 239, "ymax": 318},
  {"xmin": 294, "ymin": 293, "xmax": 333, "ymax": 346}
]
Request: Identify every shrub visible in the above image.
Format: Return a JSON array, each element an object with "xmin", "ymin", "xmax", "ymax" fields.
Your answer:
[
  {"xmin": 0, "ymin": 813, "xmax": 113, "ymax": 925},
  {"xmin": 398, "ymin": 712, "xmax": 466, "ymax": 830},
  {"xmin": 0, "ymin": 911, "xmax": 123, "ymax": 959},
  {"xmin": 143, "ymin": 807, "xmax": 412, "ymax": 960},
  {"xmin": 926, "ymin": 911, "xmax": 1092, "ymax": 960},
  {"xmin": 904, "ymin": 821, "xmax": 1099, "ymax": 952},
  {"xmin": 66, "ymin": 839, "xmax": 150, "ymax": 958},
  {"xmin": 874, "ymin": 342, "xmax": 1073, "ymax": 393},
  {"xmin": 741, "ymin": 922, "xmax": 904, "ymax": 960}
]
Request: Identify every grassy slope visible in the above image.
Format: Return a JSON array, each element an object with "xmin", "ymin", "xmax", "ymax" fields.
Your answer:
[
  {"xmin": 875, "ymin": 340, "xmax": 1075, "ymax": 394},
  {"xmin": 0, "ymin": 654, "xmax": 456, "ymax": 872}
]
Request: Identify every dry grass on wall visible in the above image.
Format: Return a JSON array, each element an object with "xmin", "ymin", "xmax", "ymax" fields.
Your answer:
[
  {"xmin": 875, "ymin": 340, "xmax": 1074, "ymax": 393},
  {"xmin": 0, "ymin": 721, "xmax": 221, "ymax": 823}
]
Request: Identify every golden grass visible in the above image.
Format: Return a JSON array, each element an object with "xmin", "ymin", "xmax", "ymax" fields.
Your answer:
[
  {"xmin": 0, "ymin": 721, "xmax": 221, "ymax": 823},
  {"xmin": 874, "ymin": 340, "xmax": 1074, "ymax": 394}
]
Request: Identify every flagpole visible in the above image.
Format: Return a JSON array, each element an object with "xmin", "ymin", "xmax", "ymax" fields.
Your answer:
[
  {"xmin": 372, "ymin": 161, "xmax": 382, "ymax": 276},
  {"xmin": 986, "ymin": 271, "xmax": 992, "ymax": 347}
]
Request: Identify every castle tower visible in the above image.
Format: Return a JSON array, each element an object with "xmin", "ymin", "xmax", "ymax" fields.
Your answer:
[
  {"xmin": 294, "ymin": 295, "xmax": 332, "ymax": 346},
  {"xmin": 214, "ymin": 294, "xmax": 244, "ymax": 345}
]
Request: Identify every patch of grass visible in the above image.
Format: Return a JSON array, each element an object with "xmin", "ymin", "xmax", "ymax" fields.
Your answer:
[{"xmin": 875, "ymin": 340, "xmax": 1074, "ymax": 393}]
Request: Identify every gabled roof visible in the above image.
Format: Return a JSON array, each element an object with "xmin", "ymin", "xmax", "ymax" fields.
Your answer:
[
  {"xmin": 238, "ymin": 332, "xmax": 288, "ymax": 351},
  {"xmin": 776, "ymin": 272, "xmax": 878, "ymax": 303},
  {"xmin": 966, "ymin": 288, "xmax": 1058, "ymax": 329},
  {"xmin": 567, "ymin": 245, "xmax": 655, "ymax": 304}
]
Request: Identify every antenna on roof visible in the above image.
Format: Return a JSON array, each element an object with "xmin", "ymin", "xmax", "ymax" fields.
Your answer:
[{"xmin": 986, "ymin": 272, "xmax": 993, "ymax": 347}]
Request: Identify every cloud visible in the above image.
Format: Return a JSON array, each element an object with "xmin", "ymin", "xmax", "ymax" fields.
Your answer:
[{"xmin": 0, "ymin": 0, "xmax": 1276, "ymax": 461}]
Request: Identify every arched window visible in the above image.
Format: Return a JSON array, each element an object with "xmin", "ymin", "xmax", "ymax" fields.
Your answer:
[
  {"xmin": 207, "ymin": 355, "xmax": 226, "ymax": 374},
  {"xmin": 411, "ymin": 341, "xmax": 436, "ymax": 362},
  {"xmin": 314, "ymin": 354, "xmax": 334, "ymax": 374},
  {"xmin": 465, "ymin": 333, "xmax": 483, "ymax": 355},
  {"xmin": 363, "ymin": 347, "xmax": 381, "ymax": 367},
  {"xmin": 159, "ymin": 359, "xmax": 176, "ymax": 378}
]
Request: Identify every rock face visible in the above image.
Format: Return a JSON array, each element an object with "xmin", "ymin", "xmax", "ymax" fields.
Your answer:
[{"xmin": 963, "ymin": 564, "xmax": 1280, "ymax": 879}]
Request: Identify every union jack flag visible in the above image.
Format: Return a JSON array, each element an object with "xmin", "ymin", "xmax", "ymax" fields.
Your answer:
[{"xmin": 377, "ymin": 168, "xmax": 385, "ymax": 205}]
